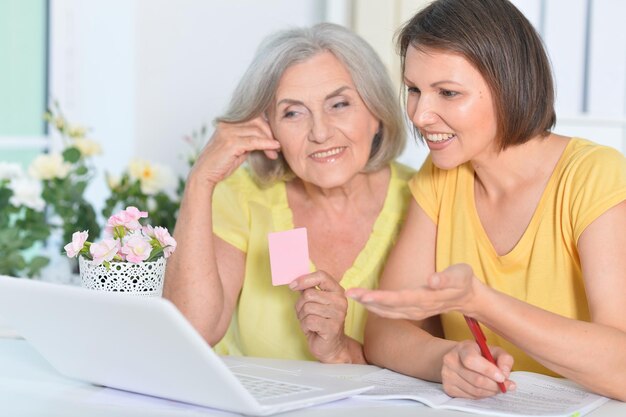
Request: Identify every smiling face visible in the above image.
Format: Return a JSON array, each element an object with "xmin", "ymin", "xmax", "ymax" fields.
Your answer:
[
  {"xmin": 268, "ymin": 51, "xmax": 380, "ymax": 189},
  {"xmin": 404, "ymin": 46, "xmax": 499, "ymax": 170}
]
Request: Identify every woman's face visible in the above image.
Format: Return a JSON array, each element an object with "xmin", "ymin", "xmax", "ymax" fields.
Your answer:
[
  {"xmin": 404, "ymin": 46, "xmax": 498, "ymax": 169},
  {"xmin": 268, "ymin": 52, "xmax": 380, "ymax": 189}
]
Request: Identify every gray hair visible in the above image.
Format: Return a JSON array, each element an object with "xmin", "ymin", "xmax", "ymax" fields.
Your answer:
[{"xmin": 216, "ymin": 22, "xmax": 406, "ymax": 184}]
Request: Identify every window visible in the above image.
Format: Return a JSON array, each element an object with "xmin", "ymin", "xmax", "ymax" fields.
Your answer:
[{"xmin": 0, "ymin": 0, "xmax": 48, "ymax": 166}]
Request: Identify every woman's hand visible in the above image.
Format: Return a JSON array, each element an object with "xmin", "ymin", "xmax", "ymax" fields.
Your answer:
[
  {"xmin": 289, "ymin": 271, "xmax": 357, "ymax": 363},
  {"xmin": 190, "ymin": 117, "xmax": 281, "ymax": 187},
  {"xmin": 441, "ymin": 340, "xmax": 516, "ymax": 398},
  {"xmin": 346, "ymin": 263, "xmax": 481, "ymax": 320}
]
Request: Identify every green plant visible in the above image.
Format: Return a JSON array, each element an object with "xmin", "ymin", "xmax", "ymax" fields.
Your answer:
[
  {"xmin": 30, "ymin": 103, "xmax": 102, "ymax": 249},
  {"xmin": 0, "ymin": 170, "xmax": 50, "ymax": 277},
  {"xmin": 102, "ymin": 159, "xmax": 182, "ymax": 233}
]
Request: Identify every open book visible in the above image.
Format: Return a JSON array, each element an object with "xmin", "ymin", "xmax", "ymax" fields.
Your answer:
[{"xmin": 355, "ymin": 369, "xmax": 608, "ymax": 417}]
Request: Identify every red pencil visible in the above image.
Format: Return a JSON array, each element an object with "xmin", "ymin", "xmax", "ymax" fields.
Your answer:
[{"xmin": 464, "ymin": 315, "xmax": 507, "ymax": 393}]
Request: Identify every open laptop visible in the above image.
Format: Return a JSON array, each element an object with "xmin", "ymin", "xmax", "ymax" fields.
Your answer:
[{"xmin": 0, "ymin": 275, "xmax": 372, "ymax": 415}]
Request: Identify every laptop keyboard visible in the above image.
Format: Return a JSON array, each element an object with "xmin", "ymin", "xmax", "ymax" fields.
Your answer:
[{"xmin": 234, "ymin": 374, "xmax": 319, "ymax": 400}]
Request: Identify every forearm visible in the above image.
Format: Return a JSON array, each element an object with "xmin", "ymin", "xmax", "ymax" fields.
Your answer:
[
  {"xmin": 364, "ymin": 315, "xmax": 456, "ymax": 382},
  {"xmin": 476, "ymin": 286, "xmax": 626, "ymax": 400},
  {"xmin": 164, "ymin": 178, "xmax": 230, "ymax": 344}
]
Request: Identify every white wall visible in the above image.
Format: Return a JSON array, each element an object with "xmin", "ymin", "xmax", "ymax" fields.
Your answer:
[
  {"xmin": 50, "ymin": 0, "xmax": 137, "ymax": 207},
  {"xmin": 133, "ymin": 0, "xmax": 324, "ymax": 176},
  {"xmin": 511, "ymin": 0, "xmax": 626, "ymax": 152},
  {"xmin": 49, "ymin": 0, "xmax": 324, "ymax": 210}
]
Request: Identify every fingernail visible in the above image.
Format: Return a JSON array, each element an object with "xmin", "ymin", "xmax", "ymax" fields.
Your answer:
[
  {"xmin": 494, "ymin": 372, "xmax": 505, "ymax": 383},
  {"xmin": 288, "ymin": 281, "xmax": 298, "ymax": 289},
  {"xmin": 508, "ymin": 381, "xmax": 517, "ymax": 391}
]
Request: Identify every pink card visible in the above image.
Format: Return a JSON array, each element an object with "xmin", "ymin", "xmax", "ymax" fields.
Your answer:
[{"xmin": 268, "ymin": 228, "xmax": 310, "ymax": 286}]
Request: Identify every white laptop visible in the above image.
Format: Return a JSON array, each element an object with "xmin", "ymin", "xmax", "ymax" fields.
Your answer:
[{"xmin": 0, "ymin": 275, "xmax": 372, "ymax": 415}]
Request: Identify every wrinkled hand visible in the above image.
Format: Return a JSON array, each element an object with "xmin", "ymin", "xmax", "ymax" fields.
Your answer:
[
  {"xmin": 190, "ymin": 117, "xmax": 281, "ymax": 187},
  {"xmin": 346, "ymin": 263, "xmax": 480, "ymax": 320},
  {"xmin": 441, "ymin": 340, "xmax": 516, "ymax": 398},
  {"xmin": 289, "ymin": 271, "xmax": 351, "ymax": 363}
]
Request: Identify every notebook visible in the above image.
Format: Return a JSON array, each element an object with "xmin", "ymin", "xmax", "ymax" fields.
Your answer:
[{"xmin": 0, "ymin": 275, "xmax": 372, "ymax": 416}]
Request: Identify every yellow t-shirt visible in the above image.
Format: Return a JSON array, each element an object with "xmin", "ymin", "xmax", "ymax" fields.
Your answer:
[
  {"xmin": 213, "ymin": 162, "xmax": 414, "ymax": 360},
  {"xmin": 409, "ymin": 138, "xmax": 626, "ymax": 375}
]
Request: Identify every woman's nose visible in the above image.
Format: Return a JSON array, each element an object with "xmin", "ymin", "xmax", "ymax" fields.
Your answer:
[
  {"xmin": 409, "ymin": 99, "xmax": 438, "ymax": 128},
  {"xmin": 309, "ymin": 112, "xmax": 333, "ymax": 143}
]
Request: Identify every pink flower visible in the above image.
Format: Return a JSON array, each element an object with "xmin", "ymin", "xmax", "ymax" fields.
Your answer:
[
  {"xmin": 124, "ymin": 206, "xmax": 149, "ymax": 221},
  {"xmin": 64, "ymin": 231, "xmax": 89, "ymax": 258},
  {"xmin": 142, "ymin": 224, "xmax": 155, "ymax": 237},
  {"xmin": 105, "ymin": 206, "xmax": 148, "ymax": 235},
  {"xmin": 67, "ymin": 207, "xmax": 173, "ymax": 266},
  {"xmin": 120, "ymin": 234, "xmax": 152, "ymax": 263},
  {"xmin": 153, "ymin": 226, "xmax": 177, "ymax": 258},
  {"xmin": 90, "ymin": 239, "xmax": 121, "ymax": 265}
]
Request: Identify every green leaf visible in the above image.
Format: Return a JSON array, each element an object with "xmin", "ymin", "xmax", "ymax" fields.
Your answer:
[
  {"xmin": 75, "ymin": 166, "xmax": 88, "ymax": 176},
  {"xmin": 26, "ymin": 256, "xmax": 50, "ymax": 278},
  {"xmin": 63, "ymin": 147, "xmax": 81, "ymax": 163},
  {"xmin": 146, "ymin": 247, "xmax": 164, "ymax": 262},
  {"xmin": 0, "ymin": 187, "xmax": 12, "ymax": 206}
]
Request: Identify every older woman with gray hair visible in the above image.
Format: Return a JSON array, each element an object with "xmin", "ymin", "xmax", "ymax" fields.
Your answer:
[{"xmin": 164, "ymin": 23, "xmax": 413, "ymax": 364}]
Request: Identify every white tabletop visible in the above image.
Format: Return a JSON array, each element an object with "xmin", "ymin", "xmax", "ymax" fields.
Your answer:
[{"xmin": 1, "ymin": 338, "xmax": 624, "ymax": 417}]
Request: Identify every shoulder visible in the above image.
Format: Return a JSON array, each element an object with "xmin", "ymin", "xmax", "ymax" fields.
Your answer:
[
  {"xmin": 560, "ymin": 138, "xmax": 626, "ymax": 183},
  {"xmin": 390, "ymin": 161, "xmax": 416, "ymax": 183},
  {"xmin": 556, "ymin": 138, "xmax": 626, "ymax": 240},
  {"xmin": 566, "ymin": 138, "xmax": 625, "ymax": 163},
  {"xmin": 218, "ymin": 165, "xmax": 257, "ymax": 192},
  {"xmin": 215, "ymin": 165, "xmax": 285, "ymax": 205},
  {"xmin": 384, "ymin": 162, "xmax": 417, "ymax": 212}
]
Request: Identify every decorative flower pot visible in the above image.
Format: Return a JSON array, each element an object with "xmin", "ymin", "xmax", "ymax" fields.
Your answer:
[{"xmin": 78, "ymin": 256, "xmax": 166, "ymax": 297}]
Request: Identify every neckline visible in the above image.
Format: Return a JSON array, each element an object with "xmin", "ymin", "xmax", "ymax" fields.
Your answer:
[
  {"xmin": 273, "ymin": 163, "xmax": 398, "ymax": 286},
  {"xmin": 468, "ymin": 139, "xmax": 574, "ymax": 262}
]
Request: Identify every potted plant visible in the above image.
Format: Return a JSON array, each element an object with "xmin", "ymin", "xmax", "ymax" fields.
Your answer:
[{"xmin": 64, "ymin": 206, "xmax": 177, "ymax": 297}]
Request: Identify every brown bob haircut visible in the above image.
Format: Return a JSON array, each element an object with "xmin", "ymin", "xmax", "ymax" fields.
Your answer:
[{"xmin": 397, "ymin": 0, "xmax": 556, "ymax": 150}]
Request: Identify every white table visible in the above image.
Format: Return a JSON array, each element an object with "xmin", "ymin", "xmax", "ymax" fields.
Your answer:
[{"xmin": 1, "ymin": 338, "xmax": 624, "ymax": 417}]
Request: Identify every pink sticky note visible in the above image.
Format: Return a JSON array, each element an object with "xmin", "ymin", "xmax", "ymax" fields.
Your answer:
[{"xmin": 268, "ymin": 228, "xmax": 310, "ymax": 286}]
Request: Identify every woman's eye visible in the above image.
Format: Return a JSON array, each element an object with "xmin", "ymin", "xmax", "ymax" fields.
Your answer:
[
  {"xmin": 283, "ymin": 110, "xmax": 298, "ymax": 119},
  {"xmin": 407, "ymin": 86, "xmax": 420, "ymax": 95},
  {"xmin": 332, "ymin": 101, "xmax": 349, "ymax": 109},
  {"xmin": 440, "ymin": 89, "xmax": 458, "ymax": 98}
]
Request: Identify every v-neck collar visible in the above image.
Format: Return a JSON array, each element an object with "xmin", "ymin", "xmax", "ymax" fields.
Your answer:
[
  {"xmin": 271, "ymin": 163, "xmax": 398, "ymax": 287},
  {"xmin": 467, "ymin": 140, "xmax": 574, "ymax": 263}
]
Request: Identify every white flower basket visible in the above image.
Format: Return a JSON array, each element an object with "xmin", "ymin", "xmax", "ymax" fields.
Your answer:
[{"xmin": 79, "ymin": 256, "xmax": 166, "ymax": 297}]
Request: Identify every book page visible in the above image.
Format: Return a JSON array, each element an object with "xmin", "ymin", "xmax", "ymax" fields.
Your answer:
[
  {"xmin": 356, "ymin": 369, "xmax": 451, "ymax": 407},
  {"xmin": 444, "ymin": 372, "xmax": 609, "ymax": 417},
  {"xmin": 356, "ymin": 369, "xmax": 608, "ymax": 417}
]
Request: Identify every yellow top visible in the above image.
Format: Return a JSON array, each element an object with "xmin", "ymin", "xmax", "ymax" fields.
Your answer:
[
  {"xmin": 213, "ymin": 162, "xmax": 414, "ymax": 360},
  {"xmin": 409, "ymin": 138, "xmax": 626, "ymax": 375}
]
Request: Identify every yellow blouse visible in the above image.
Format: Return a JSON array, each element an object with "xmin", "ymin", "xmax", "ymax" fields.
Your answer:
[
  {"xmin": 213, "ymin": 162, "xmax": 414, "ymax": 360},
  {"xmin": 410, "ymin": 138, "xmax": 626, "ymax": 375}
]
